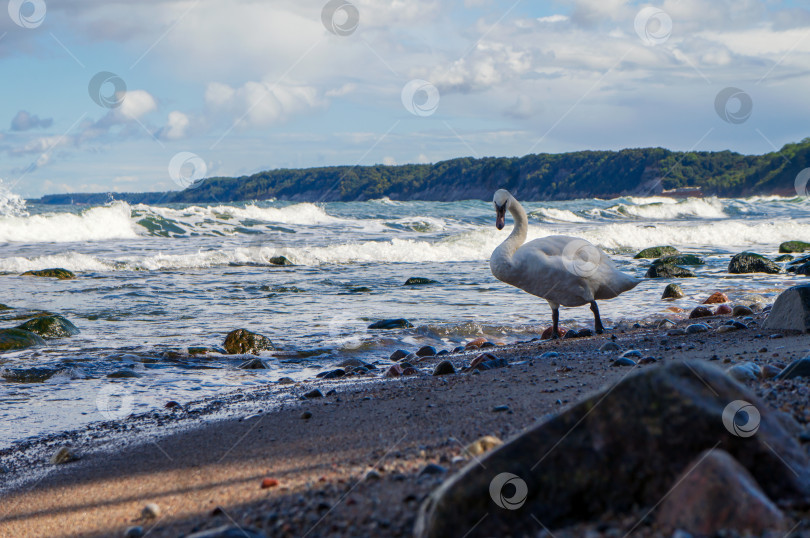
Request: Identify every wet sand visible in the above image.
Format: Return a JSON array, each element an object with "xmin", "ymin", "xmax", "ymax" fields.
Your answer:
[{"xmin": 1, "ymin": 310, "xmax": 809, "ymax": 537}]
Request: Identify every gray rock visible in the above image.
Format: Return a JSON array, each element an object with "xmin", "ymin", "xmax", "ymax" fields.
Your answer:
[
  {"xmin": 432, "ymin": 361, "xmax": 455, "ymax": 376},
  {"xmin": 238, "ymin": 358, "xmax": 267, "ymax": 370},
  {"xmin": 0, "ymin": 328, "xmax": 45, "ymax": 352},
  {"xmin": 107, "ymin": 369, "xmax": 142, "ymax": 378},
  {"xmin": 16, "ymin": 314, "xmax": 79, "ymax": 338},
  {"xmin": 303, "ymin": 389, "xmax": 323, "ymax": 399},
  {"xmin": 634, "ymin": 246, "xmax": 679, "ymax": 259},
  {"xmin": 419, "ymin": 463, "xmax": 447, "ymax": 476},
  {"xmin": 612, "ymin": 357, "xmax": 636, "ymax": 367},
  {"xmin": 620, "ymin": 349, "xmax": 642, "ymax": 358},
  {"xmin": 413, "ymin": 361, "xmax": 810, "ymax": 538},
  {"xmin": 417, "ymin": 345, "xmax": 437, "ymax": 357},
  {"xmin": 390, "ymin": 349, "xmax": 409, "ymax": 361},
  {"xmin": 662, "ymin": 283, "xmax": 685, "ymax": 299},
  {"xmin": 539, "ymin": 352, "xmax": 560, "ymax": 360},
  {"xmin": 599, "ymin": 341, "xmax": 621, "ymax": 352},
  {"xmin": 655, "ymin": 449, "xmax": 786, "ymax": 535},
  {"xmin": 728, "ymin": 252, "xmax": 780, "ymax": 274},
  {"xmin": 763, "ymin": 284, "xmax": 810, "ymax": 332},
  {"xmin": 686, "ymin": 323, "xmax": 709, "ymax": 334},
  {"xmin": 368, "ymin": 318, "xmax": 413, "ymax": 330},
  {"xmin": 223, "ymin": 328, "xmax": 274, "ymax": 354},
  {"xmin": 645, "ymin": 265, "xmax": 696, "ymax": 278},
  {"xmin": 727, "ymin": 362, "xmax": 760, "ymax": 383}
]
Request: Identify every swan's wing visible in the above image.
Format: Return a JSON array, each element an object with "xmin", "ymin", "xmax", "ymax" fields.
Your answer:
[{"xmin": 511, "ymin": 243, "xmax": 593, "ymax": 306}]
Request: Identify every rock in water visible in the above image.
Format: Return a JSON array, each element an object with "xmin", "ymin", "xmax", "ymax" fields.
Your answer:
[
  {"xmin": 661, "ymin": 283, "xmax": 684, "ymax": 299},
  {"xmin": 655, "ymin": 449, "xmax": 785, "ymax": 535},
  {"xmin": 689, "ymin": 306, "xmax": 713, "ymax": 319},
  {"xmin": 238, "ymin": 358, "xmax": 267, "ymax": 370},
  {"xmin": 703, "ymin": 292, "xmax": 728, "ymax": 304},
  {"xmin": 763, "ymin": 284, "xmax": 810, "ymax": 332},
  {"xmin": 775, "ymin": 254, "xmax": 794, "ymax": 262},
  {"xmin": 645, "ymin": 265, "xmax": 696, "ymax": 278},
  {"xmin": 0, "ymin": 328, "xmax": 46, "ymax": 352},
  {"xmin": 634, "ymin": 246, "xmax": 679, "ymax": 259},
  {"xmin": 368, "ymin": 318, "xmax": 413, "ymax": 330},
  {"xmin": 21, "ymin": 268, "xmax": 75, "ymax": 280},
  {"xmin": 404, "ymin": 277, "xmax": 438, "ymax": 286},
  {"xmin": 652, "ymin": 254, "xmax": 704, "ymax": 266},
  {"xmin": 779, "ymin": 240, "xmax": 810, "ymax": 254},
  {"xmin": 16, "ymin": 315, "xmax": 79, "ymax": 338},
  {"xmin": 728, "ymin": 252, "xmax": 780, "ymax": 274},
  {"xmin": 268, "ymin": 256, "xmax": 293, "ymax": 266},
  {"xmin": 222, "ymin": 328, "xmax": 274, "ymax": 354},
  {"xmin": 413, "ymin": 361, "xmax": 810, "ymax": 538},
  {"xmin": 417, "ymin": 345, "xmax": 437, "ymax": 357}
]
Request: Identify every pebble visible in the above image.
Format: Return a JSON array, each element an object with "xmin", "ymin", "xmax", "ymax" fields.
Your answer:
[
  {"xmin": 621, "ymin": 349, "xmax": 642, "ymax": 359},
  {"xmin": 768, "ymin": 334, "xmax": 784, "ymax": 339},
  {"xmin": 107, "ymin": 369, "xmax": 142, "ymax": 378},
  {"xmin": 124, "ymin": 526, "xmax": 144, "ymax": 538},
  {"xmin": 389, "ymin": 349, "xmax": 408, "ymax": 361},
  {"xmin": 492, "ymin": 405, "xmax": 511, "ymax": 412},
  {"xmin": 716, "ymin": 325, "xmax": 737, "ymax": 334},
  {"xmin": 316, "ymin": 368, "xmax": 345, "ymax": 379},
  {"xmin": 469, "ymin": 353, "xmax": 508, "ymax": 371},
  {"xmin": 539, "ymin": 351, "xmax": 560, "ymax": 360},
  {"xmin": 541, "ymin": 326, "xmax": 568, "ymax": 339},
  {"xmin": 164, "ymin": 401, "xmax": 181, "ymax": 409},
  {"xmin": 685, "ymin": 323, "xmax": 709, "ymax": 334},
  {"xmin": 715, "ymin": 304, "xmax": 732, "ymax": 315},
  {"xmin": 667, "ymin": 329, "xmax": 687, "ymax": 336},
  {"xmin": 261, "ymin": 477, "xmax": 279, "ymax": 488},
  {"xmin": 432, "ymin": 361, "xmax": 455, "ymax": 376},
  {"xmin": 402, "ymin": 367, "xmax": 418, "ymax": 375},
  {"xmin": 703, "ymin": 292, "xmax": 729, "ymax": 304},
  {"xmin": 277, "ymin": 377, "xmax": 295, "ymax": 385},
  {"xmin": 612, "ymin": 357, "xmax": 637, "ymax": 367},
  {"xmin": 463, "ymin": 435, "xmax": 503, "ymax": 458},
  {"xmin": 689, "ymin": 306, "xmax": 713, "ymax": 319},
  {"xmin": 436, "ymin": 349, "xmax": 449, "ymax": 356},
  {"xmin": 760, "ymin": 364, "xmax": 782, "ymax": 379},
  {"xmin": 639, "ymin": 357, "xmax": 657, "ymax": 365},
  {"xmin": 563, "ymin": 329, "xmax": 579, "ymax": 339},
  {"xmin": 50, "ymin": 446, "xmax": 77, "ymax": 465},
  {"xmin": 303, "ymin": 389, "xmax": 323, "ymax": 399},
  {"xmin": 385, "ymin": 364, "xmax": 403, "ymax": 377},
  {"xmin": 417, "ymin": 345, "xmax": 437, "ymax": 357},
  {"xmin": 300, "ymin": 411, "xmax": 312, "ymax": 420},
  {"xmin": 658, "ymin": 319, "xmax": 676, "ymax": 329},
  {"xmin": 732, "ymin": 305, "xmax": 754, "ymax": 317},
  {"xmin": 599, "ymin": 341, "xmax": 621, "ymax": 352},
  {"xmin": 727, "ymin": 362, "xmax": 760, "ymax": 382},
  {"xmin": 364, "ymin": 469, "xmax": 381, "ymax": 481},
  {"xmin": 419, "ymin": 463, "xmax": 447, "ymax": 476},
  {"xmin": 142, "ymin": 503, "xmax": 161, "ymax": 519},
  {"xmin": 465, "ymin": 337, "xmax": 487, "ymax": 349},
  {"xmin": 452, "ymin": 346, "xmax": 465, "ymax": 353}
]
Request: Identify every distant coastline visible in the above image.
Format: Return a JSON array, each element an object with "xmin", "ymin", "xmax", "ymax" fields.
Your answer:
[{"xmin": 32, "ymin": 138, "xmax": 810, "ymax": 205}]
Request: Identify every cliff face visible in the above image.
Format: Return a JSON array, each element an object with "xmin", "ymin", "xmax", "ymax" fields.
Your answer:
[{"xmin": 34, "ymin": 139, "xmax": 810, "ymax": 205}]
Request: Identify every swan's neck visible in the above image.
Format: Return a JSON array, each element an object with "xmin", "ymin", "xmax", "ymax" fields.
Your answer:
[{"xmin": 491, "ymin": 197, "xmax": 528, "ymax": 280}]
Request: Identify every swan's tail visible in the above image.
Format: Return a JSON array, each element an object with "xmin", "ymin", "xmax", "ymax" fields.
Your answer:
[{"xmin": 596, "ymin": 270, "xmax": 640, "ymax": 300}]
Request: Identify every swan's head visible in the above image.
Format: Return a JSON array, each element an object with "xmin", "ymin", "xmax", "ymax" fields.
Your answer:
[{"xmin": 493, "ymin": 189, "xmax": 511, "ymax": 230}]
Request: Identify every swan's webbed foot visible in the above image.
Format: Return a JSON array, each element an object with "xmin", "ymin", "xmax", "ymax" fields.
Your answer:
[{"xmin": 590, "ymin": 301, "xmax": 605, "ymax": 335}]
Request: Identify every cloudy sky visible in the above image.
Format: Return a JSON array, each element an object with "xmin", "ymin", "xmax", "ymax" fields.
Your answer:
[{"xmin": 0, "ymin": 0, "xmax": 809, "ymax": 197}]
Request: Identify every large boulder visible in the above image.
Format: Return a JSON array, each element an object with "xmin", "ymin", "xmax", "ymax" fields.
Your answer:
[
  {"xmin": 222, "ymin": 328, "xmax": 275, "ymax": 354},
  {"xmin": 763, "ymin": 284, "xmax": 810, "ymax": 332},
  {"xmin": 655, "ymin": 449, "xmax": 786, "ymax": 534},
  {"xmin": 645, "ymin": 264, "xmax": 696, "ymax": 278},
  {"xmin": 779, "ymin": 240, "xmax": 810, "ymax": 253},
  {"xmin": 634, "ymin": 246, "xmax": 679, "ymax": 259},
  {"xmin": 20, "ymin": 268, "xmax": 76, "ymax": 280},
  {"xmin": 414, "ymin": 361, "xmax": 810, "ymax": 538},
  {"xmin": 0, "ymin": 328, "xmax": 46, "ymax": 352},
  {"xmin": 16, "ymin": 315, "xmax": 79, "ymax": 338},
  {"xmin": 728, "ymin": 252, "xmax": 780, "ymax": 274}
]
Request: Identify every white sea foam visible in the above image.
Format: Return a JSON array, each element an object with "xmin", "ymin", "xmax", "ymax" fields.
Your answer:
[
  {"xmin": 529, "ymin": 207, "xmax": 587, "ymax": 223},
  {"xmin": 142, "ymin": 202, "xmax": 341, "ymax": 227},
  {"xmin": 0, "ymin": 202, "xmax": 139, "ymax": 243},
  {"xmin": 0, "ymin": 179, "xmax": 28, "ymax": 218},
  {"xmin": 604, "ymin": 197, "xmax": 727, "ymax": 220}
]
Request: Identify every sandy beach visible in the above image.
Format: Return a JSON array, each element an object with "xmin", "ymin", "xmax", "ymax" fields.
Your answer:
[{"xmin": 2, "ymin": 306, "xmax": 809, "ymax": 538}]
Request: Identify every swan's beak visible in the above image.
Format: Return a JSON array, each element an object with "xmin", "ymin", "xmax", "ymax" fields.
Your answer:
[{"xmin": 495, "ymin": 205, "xmax": 506, "ymax": 230}]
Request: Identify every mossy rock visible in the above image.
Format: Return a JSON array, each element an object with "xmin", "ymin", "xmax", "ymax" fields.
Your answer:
[
  {"xmin": 2, "ymin": 367, "xmax": 59, "ymax": 382},
  {"xmin": 779, "ymin": 241, "xmax": 810, "ymax": 254},
  {"xmin": 0, "ymin": 328, "xmax": 46, "ymax": 352},
  {"xmin": 0, "ymin": 304, "xmax": 11, "ymax": 311},
  {"xmin": 21, "ymin": 268, "xmax": 75, "ymax": 280},
  {"xmin": 728, "ymin": 252, "xmax": 781, "ymax": 274},
  {"xmin": 634, "ymin": 246, "xmax": 679, "ymax": 259},
  {"xmin": 16, "ymin": 315, "xmax": 79, "ymax": 338},
  {"xmin": 404, "ymin": 277, "xmax": 438, "ymax": 286},
  {"xmin": 775, "ymin": 254, "xmax": 794, "ymax": 262},
  {"xmin": 268, "ymin": 256, "xmax": 293, "ymax": 266},
  {"xmin": 651, "ymin": 254, "xmax": 704, "ymax": 266},
  {"xmin": 645, "ymin": 265, "xmax": 696, "ymax": 278},
  {"xmin": 368, "ymin": 318, "xmax": 414, "ymax": 329},
  {"xmin": 662, "ymin": 283, "xmax": 685, "ymax": 299},
  {"xmin": 223, "ymin": 328, "xmax": 275, "ymax": 354}
]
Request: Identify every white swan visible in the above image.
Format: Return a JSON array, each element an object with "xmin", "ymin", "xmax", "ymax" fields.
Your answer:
[{"xmin": 489, "ymin": 189, "xmax": 639, "ymax": 337}]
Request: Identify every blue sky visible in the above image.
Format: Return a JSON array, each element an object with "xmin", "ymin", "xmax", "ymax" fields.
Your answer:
[{"xmin": 0, "ymin": 0, "xmax": 809, "ymax": 197}]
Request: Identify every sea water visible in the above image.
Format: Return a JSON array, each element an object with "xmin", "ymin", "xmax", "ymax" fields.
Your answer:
[{"xmin": 2, "ymin": 184, "xmax": 810, "ymax": 447}]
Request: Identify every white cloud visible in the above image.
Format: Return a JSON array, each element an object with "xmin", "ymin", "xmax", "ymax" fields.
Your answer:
[
  {"xmin": 117, "ymin": 90, "xmax": 158, "ymax": 120},
  {"xmin": 205, "ymin": 81, "xmax": 323, "ymax": 128},
  {"xmin": 159, "ymin": 111, "xmax": 190, "ymax": 140}
]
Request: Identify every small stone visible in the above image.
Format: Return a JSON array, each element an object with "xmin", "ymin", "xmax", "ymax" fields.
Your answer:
[
  {"xmin": 667, "ymin": 329, "xmax": 687, "ymax": 336},
  {"xmin": 662, "ymin": 283, "xmax": 685, "ymax": 299},
  {"xmin": 716, "ymin": 325, "xmax": 737, "ymax": 333},
  {"xmin": 142, "ymin": 503, "xmax": 160, "ymax": 519},
  {"xmin": 390, "ymin": 349, "xmax": 409, "ymax": 361},
  {"xmin": 164, "ymin": 401, "xmax": 181, "ymax": 409},
  {"xmin": 238, "ymin": 358, "xmax": 267, "ymax": 370},
  {"xmin": 469, "ymin": 353, "xmax": 508, "ymax": 371},
  {"xmin": 562, "ymin": 329, "xmax": 579, "ymax": 339},
  {"xmin": 368, "ymin": 318, "xmax": 413, "ymax": 330},
  {"xmin": 658, "ymin": 319, "xmax": 676, "ymax": 329},
  {"xmin": 404, "ymin": 277, "xmax": 438, "ymax": 286},
  {"xmin": 760, "ymin": 364, "xmax": 782, "ymax": 379},
  {"xmin": 385, "ymin": 364, "xmax": 403, "ymax": 377},
  {"xmin": 492, "ymin": 405, "xmax": 510, "ymax": 412},
  {"xmin": 50, "ymin": 447, "xmax": 77, "ymax": 465},
  {"xmin": 402, "ymin": 367, "xmax": 419, "ymax": 375},
  {"xmin": 261, "ymin": 477, "xmax": 279, "ymax": 489},
  {"xmin": 432, "ymin": 361, "xmax": 455, "ymax": 376},
  {"xmin": 452, "ymin": 346, "xmax": 465, "ymax": 353},
  {"xmin": 727, "ymin": 362, "xmax": 760, "ymax": 383},
  {"xmin": 303, "ymin": 389, "xmax": 323, "ymax": 399},
  {"xmin": 612, "ymin": 357, "xmax": 637, "ymax": 367},
  {"xmin": 686, "ymin": 323, "xmax": 709, "ymax": 334},
  {"xmin": 577, "ymin": 328, "xmax": 593, "ymax": 337},
  {"xmin": 539, "ymin": 351, "xmax": 560, "ymax": 360},
  {"xmin": 689, "ymin": 306, "xmax": 713, "ymax": 319},
  {"xmin": 277, "ymin": 377, "xmax": 295, "ymax": 385},
  {"xmin": 732, "ymin": 305, "xmax": 754, "ymax": 317},
  {"xmin": 599, "ymin": 341, "xmax": 621, "ymax": 352},
  {"xmin": 639, "ymin": 357, "xmax": 657, "ymax": 365},
  {"xmin": 465, "ymin": 337, "xmax": 487, "ymax": 349},
  {"xmin": 316, "ymin": 368, "xmax": 345, "ymax": 379},
  {"xmin": 419, "ymin": 463, "xmax": 447, "ymax": 476},
  {"xmin": 124, "ymin": 526, "xmax": 144, "ymax": 538},
  {"xmin": 417, "ymin": 345, "xmax": 437, "ymax": 357},
  {"xmin": 715, "ymin": 304, "xmax": 732, "ymax": 315},
  {"xmin": 364, "ymin": 469, "xmax": 381, "ymax": 481},
  {"xmin": 300, "ymin": 411, "xmax": 313, "ymax": 419},
  {"xmin": 621, "ymin": 349, "xmax": 642, "ymax": 358},
  {"xmin": 645, "ymin": 265, "xmax": 696, "ymax": 278},
  {"xmin": 541, "ymin": 326, "xmax": 568, "ymax": 339},
  {"xmin": 703, "ymin": 292, "xmax": 729, "ymax": 304},
  {"xmin": 463, "ymin": 436, "xmax": 503, "ymax": 458}
]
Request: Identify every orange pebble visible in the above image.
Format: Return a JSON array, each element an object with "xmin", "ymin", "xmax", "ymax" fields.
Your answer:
[{"xmin": 261, "ymin": 478, "xmax": 279, "ymax": 489}]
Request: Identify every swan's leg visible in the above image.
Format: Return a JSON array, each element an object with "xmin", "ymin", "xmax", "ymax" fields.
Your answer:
[
  {"xmin": 551, "ymin": 307, "xmax": 560, "ymax": 339},
  {"xmin": 590, "ymin": 301, "xmax": 604, "ymax": 334}
]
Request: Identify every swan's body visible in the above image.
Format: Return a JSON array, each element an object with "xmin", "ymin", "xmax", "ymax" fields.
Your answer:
[{"xmin": 489, "ymin": 189, "xmax": 639, "ymax": 336}]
